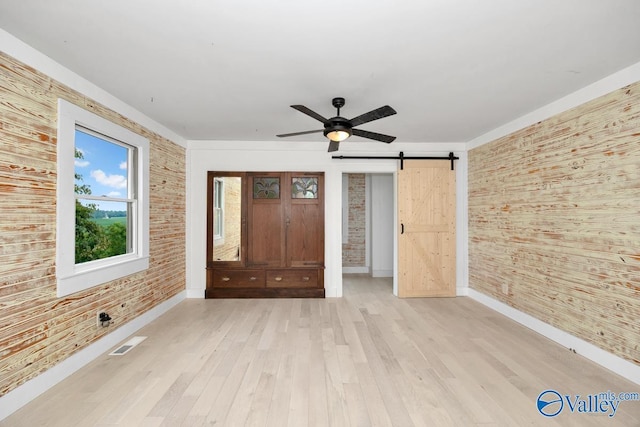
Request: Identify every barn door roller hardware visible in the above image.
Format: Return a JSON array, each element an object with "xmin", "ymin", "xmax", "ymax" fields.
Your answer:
[{"xmin": 332, "ymin": 151, "xmax": 459, "ymax": 170}]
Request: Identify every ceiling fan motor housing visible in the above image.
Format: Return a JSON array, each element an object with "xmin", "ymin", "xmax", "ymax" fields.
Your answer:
[{"xmin": 324, "ymin": 116, "xmax": 351, "ymax": 131}]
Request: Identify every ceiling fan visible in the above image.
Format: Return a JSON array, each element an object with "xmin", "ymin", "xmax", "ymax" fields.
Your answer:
[{"xmin": 276, "ymin": 97, "xmax": 397, "ymax": 152}]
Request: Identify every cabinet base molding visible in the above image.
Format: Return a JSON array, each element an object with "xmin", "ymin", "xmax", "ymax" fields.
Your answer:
[{"xmin": 205, "ymin": 287, "xmax": 325, "ymax": 298}]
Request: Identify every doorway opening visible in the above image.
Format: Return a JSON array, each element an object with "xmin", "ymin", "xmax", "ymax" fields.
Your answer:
[{"xmin": 341, "ymin": 172, "xmax": 394, "ymax": 293}]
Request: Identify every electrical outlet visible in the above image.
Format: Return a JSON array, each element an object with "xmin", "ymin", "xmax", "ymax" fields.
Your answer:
[{"xmin": 97, "ymin": 311, "xmax": 112, "ymax": 327}]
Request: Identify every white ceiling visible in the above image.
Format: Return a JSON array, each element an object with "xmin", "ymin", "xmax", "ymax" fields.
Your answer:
[{"xmin": 1, "ymin": 0, "xmax": 640, "ymax": 144}]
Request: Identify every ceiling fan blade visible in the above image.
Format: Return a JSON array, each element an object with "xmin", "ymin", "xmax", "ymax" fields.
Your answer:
[
  {"xmin": 327, "ymin": 141, "xmax": 340, "ymax": 152},
  {"xmin": 349, "ymin": 105, "xmax": 396, "ymax": 127},
  {"xmin": 352, "ymin": 128, "xmax": 396, "ymax": 143},
  {"xmin": 291, "ymin": 105, "xmax": 328, "ymax": 123},
  {"xmin": 276, "ymin": 129, "xmax": 324, "ymax": 138}
]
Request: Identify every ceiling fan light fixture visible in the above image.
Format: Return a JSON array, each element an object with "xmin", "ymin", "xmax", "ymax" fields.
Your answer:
[{"xmin": 324, "ymin": 125, "xmax": 351, "ymax": 142}]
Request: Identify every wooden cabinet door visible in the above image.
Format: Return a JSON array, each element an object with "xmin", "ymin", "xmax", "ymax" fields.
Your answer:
[
  {"xmin": 247, "ymin": 173, "xmax": 285, "ymax": 267},
  {"xmin": 398, "ymin": 160, "xmax": 456, "ymax": 297},
  {"xmin": 287, "ymin": 173, "xmax": 324, "ymax": 268}
]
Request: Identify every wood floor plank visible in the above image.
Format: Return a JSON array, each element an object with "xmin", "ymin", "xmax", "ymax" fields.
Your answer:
[
  {"xmin": 321, "ymin": 328, "xmax": 351, "ymax": 426},
  {"xmin": 353, "ymin": 362, "xmax": 393, "ymax": 427},
  {"xmin": 265, "ymin": 353, "xmax": 294, "ymax": 427},
  {"xmin": 224, "ymin": 350, "xmax": 268, "ymax": 427},
  {"xmin": 287, "ymin": 328, "xmax": 310, "ymax": 426},
  {"xmin": 3, "ymin": 275, "xmax": 640, "ymax": 426},
  {"xmin": 353, "ymin": 321, "xmax": 415, "ymax": 426},
  {"xmin": 307, "ymin": 317, "xmax": 330, "ymax": 427},
  {"xmin": 335, "ymin": 300, "xmax": 368, "ymax": 364},
  {"xmin": 205, "ymin": 302, "xmax": 270, "ymax": 426},
  {"xmin": 343, "ymin": 382, "xmax": 372, "ymax": 426}
]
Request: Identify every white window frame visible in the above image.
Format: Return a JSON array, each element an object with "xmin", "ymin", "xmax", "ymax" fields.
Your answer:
[{"xmin": 56, "ymin": 99, "xmax": 149, "ymax": 297}]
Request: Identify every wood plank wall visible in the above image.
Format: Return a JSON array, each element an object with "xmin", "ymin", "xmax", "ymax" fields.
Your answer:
[
  {"xmin": 0, "ymin": 52, "xmax": 186, "ymax": 396},
  {"xmin": 468, "ymin": 81, "xmax": 640, "ymax": 366}
]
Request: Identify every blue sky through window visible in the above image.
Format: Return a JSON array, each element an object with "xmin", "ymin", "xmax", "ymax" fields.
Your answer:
[{"xmin": 75, "ymin": 129, "xmax": 128, "ymax": 211}]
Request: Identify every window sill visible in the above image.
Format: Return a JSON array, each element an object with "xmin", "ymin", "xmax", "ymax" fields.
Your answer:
[{"xmin": 57, "ymin": 255, "xmax": 149, "ymax": 297}]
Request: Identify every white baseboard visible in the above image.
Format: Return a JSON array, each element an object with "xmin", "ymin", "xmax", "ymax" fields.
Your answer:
[
  {"xmin": 186, "ymin": 288, "xmax": 204, "ymax": 298},
  {"xmin": 372, "ymin": 269, "xmax": 393, "ymax": 277},
  {"xmin": 0, "ymin": 291, "xmax": 186, "ymax": 421},
  {"xmin": 343, "ymin": 267, "xmax": 370, "ymax": 274},
  {"xmin": 456, "ymin": 286, "xmax": 469, "ymax": 296},
  {"xmin": 468, "ymin": 289, "xmax": 640, "ymax": 386},
  {"xmin": 325, "ymin": 286, "xmax": 338, "ymax": 298}
]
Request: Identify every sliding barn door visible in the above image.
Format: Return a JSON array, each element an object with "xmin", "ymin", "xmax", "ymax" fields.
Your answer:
[{"xmin": 398, "ymin": 160, "xmax": 456, "ymax": 297}]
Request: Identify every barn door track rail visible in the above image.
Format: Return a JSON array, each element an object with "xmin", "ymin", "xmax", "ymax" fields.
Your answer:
[{"xmin": 332, "ymin": 151, "xmax": 459, "ymax": 170}]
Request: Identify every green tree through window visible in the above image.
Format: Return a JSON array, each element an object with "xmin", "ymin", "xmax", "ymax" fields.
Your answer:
[{"xmin": 74, "ymin": 142, "xmax": 128, "ymax": 263}]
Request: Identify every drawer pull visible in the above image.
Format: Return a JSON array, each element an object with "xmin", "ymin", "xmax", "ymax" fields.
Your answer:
[
  {"xmin": 221, "ymin": 277, "xmax": 230, "ymax": 282},
  {"xmin": 302, "ymin": 276, "xmax": 310, "ymax": 281},
  {"xmin": 274, "ymin": 276, "xmax": 283, "ymax": 281},
  {"xmin": 250, "ymin": 276, "xmax": 257, "ymax": 281}
]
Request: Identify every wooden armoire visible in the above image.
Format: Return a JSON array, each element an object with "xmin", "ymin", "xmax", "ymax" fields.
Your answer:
[{"xmin": 206, "ymin": 171, "xmax": 325, "ymax": 298}]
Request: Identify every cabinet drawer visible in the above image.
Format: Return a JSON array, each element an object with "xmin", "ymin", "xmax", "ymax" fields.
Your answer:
[
  {"xmin": 212, "ymin": 269, "xmax": 265, "ymax": 288},
  {"xmin": 266, "ymin": 269, "xmax": 318, "ymax": 288}
]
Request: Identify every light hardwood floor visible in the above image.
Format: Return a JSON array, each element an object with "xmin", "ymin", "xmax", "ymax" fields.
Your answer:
[{"xmin": 3, "ymin": 276, "xmax": 639, "ymax": 426}]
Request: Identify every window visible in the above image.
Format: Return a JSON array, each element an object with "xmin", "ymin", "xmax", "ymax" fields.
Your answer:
[
  {"xmin": 56, "ymin": 99, "xmax": 149, "ymax": 297},
  {"xmin": 214, "ymin": 178, "xmax": 223, "ymax": 240},
  {"xmin": 253, "ymin": 176, "xmax": 280, "ymax": 199},
  {"xmin": 292, "ymin": 176, "xmax": 318, "ymax": 199}
]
